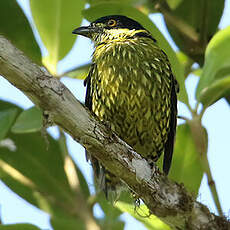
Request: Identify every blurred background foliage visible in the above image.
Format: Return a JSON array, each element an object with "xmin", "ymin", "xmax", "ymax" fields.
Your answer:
[{"xmin": 0, "ymin": 0, "xmax": 229, "ymax": 229}]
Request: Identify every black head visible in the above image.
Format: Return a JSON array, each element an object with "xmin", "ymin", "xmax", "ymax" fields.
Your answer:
[
  {"xmin": 91, "ymin": 15, "xmax": 146, "ymax": 30},
  {"xmin": 72, "ymin": 15, "xmax": 150, "ymax": 41}
]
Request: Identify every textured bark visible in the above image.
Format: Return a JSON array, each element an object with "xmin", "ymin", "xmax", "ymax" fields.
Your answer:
[{"xmin": 0, "ymin": 36, "xmax": 229, "ymax": 230}]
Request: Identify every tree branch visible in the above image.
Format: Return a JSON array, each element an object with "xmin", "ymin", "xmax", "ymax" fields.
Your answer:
[{"xmin": 0, "ymin": 36, "xmax": 229, "ymax": 230}]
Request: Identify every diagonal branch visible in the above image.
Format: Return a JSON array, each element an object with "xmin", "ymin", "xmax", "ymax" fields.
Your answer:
[{"xmin": 0, "ymin": 35, "xmax": 229, "ymax": 230}]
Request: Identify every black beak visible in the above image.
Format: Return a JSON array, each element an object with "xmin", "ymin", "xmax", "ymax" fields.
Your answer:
[{"xmin": 72, "ymin": 26, "xmax": 99, "ymax": 38}]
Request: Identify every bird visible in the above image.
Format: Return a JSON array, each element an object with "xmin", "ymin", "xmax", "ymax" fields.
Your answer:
[{"xmin": 73, "ymin": 15, "xmax": 178, "ymax": 199}]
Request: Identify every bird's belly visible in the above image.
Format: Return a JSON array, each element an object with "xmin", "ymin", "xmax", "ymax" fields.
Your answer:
[{"xmin": 91, "ymin": 67, "xmax": 171, "ymax": 160}]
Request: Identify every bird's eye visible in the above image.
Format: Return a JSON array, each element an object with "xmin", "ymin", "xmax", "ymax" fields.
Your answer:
[{"xmin": 107, "ymin": 19, "xmax": 117, "ymax": 27}]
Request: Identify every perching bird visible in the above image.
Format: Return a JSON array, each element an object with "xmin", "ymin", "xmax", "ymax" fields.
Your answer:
[{"xmin": 73, "ymin": 15, "xmax": 178, "ymax": 198}]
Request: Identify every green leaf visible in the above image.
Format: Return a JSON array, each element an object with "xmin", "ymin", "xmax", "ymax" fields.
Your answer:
[
  {"xmin": 0, "ymin": 108, "xmax": 18, "ymax": 140},
  {"xmin": 0, "ymin": 132, "xmax": 75, "ymax": 214},
  {"xmin": 99, "ymin": 218, "xmax": 125, "ymax": 230},
  {"xmin": 29, "ymin": 0, "xmax": 85, "ymax": 75},
  {"xmin": 58, "ymin": 131, "xmax": 90, "ymax": 198},
  {"xmin": 176, "ymin": 51, "xmax": 190, "ymax": 68},
  {"xmin": 0, "ymin": 1, "xmax": 41, "ymax": 64},
  {"xmin": 97, "ymin": 193, "xmax": 122, "ymax": 219},
  {"xmin": 192, "ymin": 68, "xmax": 202, "ymax": 77},
  {"xmin": 196, "ymin": 26, "xmax": 230, "ymax": 107},
  {"xmin": 116, "ymin": 202, "xmax": 170, "ymax": 230},
  {"xmin": 166, "ymin": 0, "xmax": 183, "ymax": 9},
  {"xmin": 11, "ymin": 106, "xmax": 42, "ymax": 134},
  {"xmin": 198, "ymin": 76, "xmax": 230, "ymax": 108},
  {"xmin": 0, "ymin": 100, "xmax": 23, "ymax": 112},
  {"xmin": 172, "ymin": 0, "xmax": 224, "ymax": 35},
  {"xmin": 51, "ymin": 216, "xmax": 85, "ymax": 230},
  {"xmin": 62, "ymin": 63, "xmax": 91, "ymax": 79},
  {"xmin": 0, "ymin": 224, "xmax": 41, "ymax": 230},
  {"xmin": 74, "ymin": 164, "xmax": 90, "ymax": 198},
  {"xmin": 0, "ymin": 167, "xmax": 45, "ymax": 212},
  {"xmin": 88, "ymin": 0, "xmax": 140, "ymax": 6},
  {"xmin": 82, "ymin": 2, "xmax": 189, "ymax": 105},
  {"xmin": 176, "ymin": 51, "xmax": 194, "ymax": 79},
  {"xmin": 169, "ymin": 124, "xmax": 204, "ymax": 195},
  {"xmin": 165, "ymin": 0, "xmax": 225, "ymax": 64}
]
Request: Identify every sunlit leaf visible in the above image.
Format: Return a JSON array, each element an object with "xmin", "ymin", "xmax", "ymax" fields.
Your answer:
[
  {"xmin": 176, "ymin": 51, "xmax": 194, "ymax": 78},
  {"xmin": 88, "ymin": 0, "xmax": 145, "ymax": 6},
  {"xmin": 11, "ymin": 106, "xmax": 42, "ymax": 133},
  {"xmin": 74, "ymin": 164, "xmax": 90, "ymax": 198},
  {"xmin": 58, "ymin": 131, "xmax": 90, "ymax": 198},
  {"xmin": 62, "ymin": 63, "xmax": 91, "ymax": 79},
  {"xmin": 98, "ymin": 218, "xmax": 125, "ymax": 230},
  {"xmin": 97, "ymin": 192, "xmax": 122, "ymax": 219},
  {"xmin": 169, "ymin": 124, "xmax": 204, "ymax": 195},
  {"xmin": 116, "ymin": 202, "xmax": 170, "ymax": 230},
  {"xmin": 30, "ymin": 0, "xmax": 85, "ymax": 75},
  {"xmin": 192, "ymin": 68, "xmax": 202, "ymax": 77},
  {"xmin": 166, "ymin": 0, "xmax": 183, "ymax": 9},
  {"xmin": 176, "ymin": 51, "xmax": 189, "ymax": 67},
  {"xmin": 199, "ymin": 76, "xmax": 230, "ymax": 108},
  {"xmin": 0, "ymin": 166, "xmax": 48, "ymax": 212},
  {"xmin": 196, "ymin": 26, "xmax": 230, "ymax": 107},
  {"xmin": 82, "ymin": 2, "xmax": 189, "ymax": 105},
  {"xmin": 0, "ymin": 132, "xmax": 75, "ymax": 214},
  {"xmin": 0, "ymin": 1, "xmax": 41, "ymax": 64},
  {"xmin": 0, "ymin": 224, "xmax": 41, "ymax": 230},
  {"xmin": 0, "ymin": 108, "xmax": 18, "ymax": 140}
]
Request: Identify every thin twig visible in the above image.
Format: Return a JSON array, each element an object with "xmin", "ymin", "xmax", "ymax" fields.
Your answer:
[
  {"xmin": 199, "ymin": 104, "xmax": 207, "ymax": 119},
  {"xmin": 202, "ymin": 154, "xmax": 224, "ymax": 216},
  {"xmin": 189, "ymin": 115, "xmax": 224, "ymax": 216}
]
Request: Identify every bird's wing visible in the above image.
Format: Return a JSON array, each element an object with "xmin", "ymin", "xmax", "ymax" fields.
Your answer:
[
  {"xmin": 163, "ymin": 76, "xmax": 178, "ymax": 175},
  {"xmin": 84, "ymin": 64, "xmax": 94, "ymax": 110},
  {"xmin": 84, "ymin": 64, "xmax": 100, "ymax": 178}
]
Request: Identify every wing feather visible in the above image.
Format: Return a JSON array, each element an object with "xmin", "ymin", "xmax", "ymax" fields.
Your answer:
[
  {"xmin": 163, "ymin": 77, "xmax": 178, "ymax": 175},
  {"xmin": 84, "ymin": 64, "xmax": 101, "ymax": 178}
]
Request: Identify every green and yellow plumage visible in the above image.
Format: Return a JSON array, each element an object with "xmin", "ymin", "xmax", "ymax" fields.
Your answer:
[{"xmin": 73, "ymin": 15, "xmax": 178, "ymax": 198}]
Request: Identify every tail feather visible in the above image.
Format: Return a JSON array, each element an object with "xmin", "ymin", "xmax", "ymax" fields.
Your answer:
[
  {"xmin": 98, "ymin": 166, "xmax": 122, "ymax": 202},
  {"xmin": 86, "ymin": 151, "xmax": 122, "ymax": 201}
]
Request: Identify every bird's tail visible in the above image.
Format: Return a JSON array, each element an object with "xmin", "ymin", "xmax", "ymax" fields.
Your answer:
[
  {"xmin": 86, "ymin": 150, "xmax": 123, "ymax": 202},
  {"xmin": 98, "ymin": 166, "xmax": 123, "ymax": 202}
]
